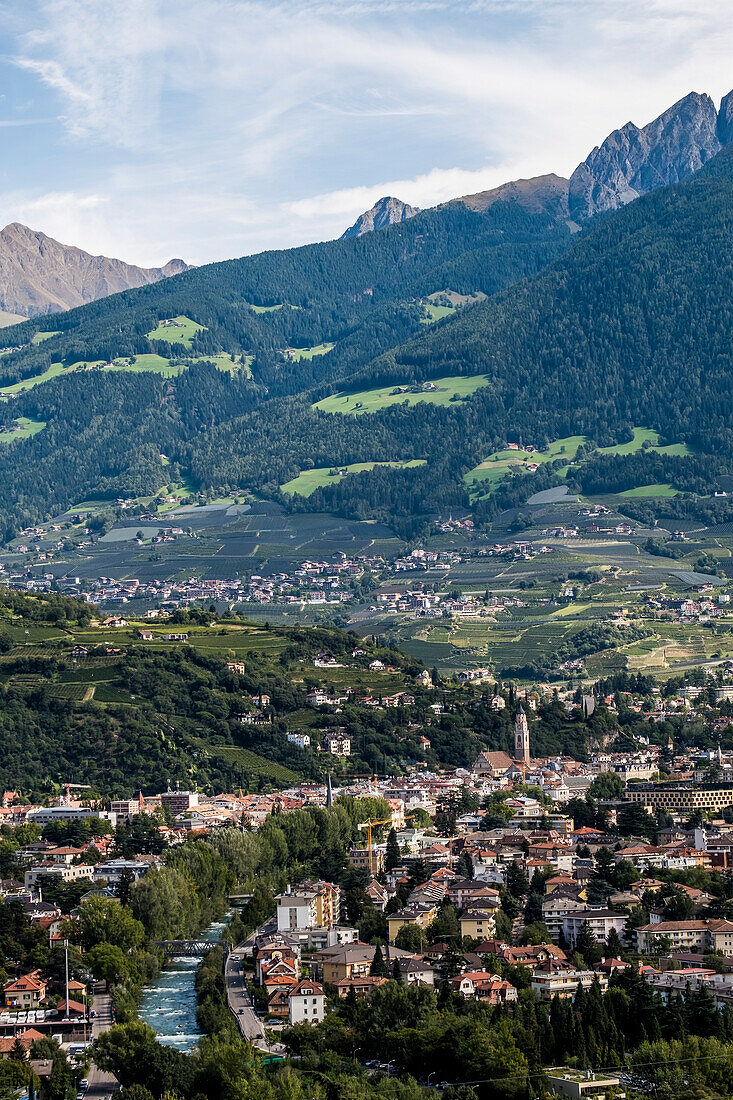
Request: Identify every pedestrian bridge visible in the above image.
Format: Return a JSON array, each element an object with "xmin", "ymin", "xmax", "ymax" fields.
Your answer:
[
  {"xmin": 228, "ymin": 893, "xmax": 253, "ymax": 907},
  {"xmin": 157, "ymin": 940, "xmax": 228, "ymax": 957}
]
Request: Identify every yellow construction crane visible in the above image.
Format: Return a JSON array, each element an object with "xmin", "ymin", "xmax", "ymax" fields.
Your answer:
[{"xmin": 356, "ymin": 813, "xmax": 418, "ymax": 876}]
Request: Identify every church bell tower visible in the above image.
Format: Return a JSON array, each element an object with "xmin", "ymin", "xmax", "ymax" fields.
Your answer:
[{"xmin": 514, "ymin": 705, "xmax": 530, "ymax": 765}]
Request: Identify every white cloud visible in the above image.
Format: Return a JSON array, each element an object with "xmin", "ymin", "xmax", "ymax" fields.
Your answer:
[{"xmin": 1, "ymin": 0, "xmax": 733, "ymax": 263}]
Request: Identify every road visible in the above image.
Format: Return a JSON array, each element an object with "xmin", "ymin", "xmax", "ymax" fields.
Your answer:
[
  {"xmin": 225, "ymin": 950, "xmax": 267, "ymax": 1047},
  {"xmin": 85, "ymin": 992, "xmax": 118, "ymax": 1100}
]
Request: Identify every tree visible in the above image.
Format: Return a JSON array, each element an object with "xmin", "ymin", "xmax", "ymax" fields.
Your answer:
[
  {"xmin": 606, "ymin": 927, "xmax": 624, "ymax": 958},
  {"xmin": 8, "ymin": 1039, "xmax": 26, "ymax": 1063},
  {"xmin": 77, "ymin": 896, "xmax": 145, "ymax": 951},
  {"xmin": 594, "ymin": 847, "xmax": 616, "ymax": 881},
  {"xmin": 505, "ymin": 861, "xmax": 529, "ymax": 898},
  {"xmin": 370, "ymin": 943, "xmax": 388, "ymax": 977},
  {"xmin": 518, "ymin": 921, "xmax": 551, "ymax": 946},
  {"xmin": 394, "ymin": 924, "xmax": 426, "ymax": 953},
  {"xmin": 617, "ymin": 802, "xmax": 656, "ymax": 840},
  {"xmin": 575, "ymin": 921, "xmax": 603, "ymax": 967},
  {"xmin": 614, "ymin": 859, "xmax": 640, "ymax": 890},
  {"xmin": 93, "ymin": 1021, "xmax": 193, "ymax": 1096},
  {"xmin": 385, "ymin": 828, "xmax": 401, "ymax": 872},
  {"xmin": 456, "ymin": 850, "xmax": 474, "ymax": 880},
  {"xmin": 663, "ymin": 889, "xmax": 695, "ymax": 922},
  {"xmin": 494, "ymin": 910, "xmax": 513, "ymax": 943},
  {"xmin": 85, "ymin": 943, "xmax": 131, "ymax": 987},
  {"xmin": 589, "ymin": 772, "xmax": 626, "ymax": 800}
]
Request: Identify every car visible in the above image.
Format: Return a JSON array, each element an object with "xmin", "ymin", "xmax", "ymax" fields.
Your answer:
[
  {"xmin": 90, "ymin": 1010, "xmax": 96, "ymax": 1018},
  {"xmin": 80, "ymin": 1081, "xmax": 89, "ymax": 1089},
  {"xmin": 238, "ymin": 1008, "xmax": 244, "ymax": 1014}
]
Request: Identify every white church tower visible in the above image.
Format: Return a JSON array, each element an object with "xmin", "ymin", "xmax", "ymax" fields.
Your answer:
[{"xmin": 514, "ymin": 705, "xmax": 530, "ymax": 764}]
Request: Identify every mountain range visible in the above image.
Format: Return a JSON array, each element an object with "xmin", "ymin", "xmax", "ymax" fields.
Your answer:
[
  {"xmin": 0, "ymin": 86, "xmax": 731, "ymax": 541},
  {"xmin": 344, "ymin": 89, "xmax": 733, "ymax": 236},
  {"xmin": 0, "ymin": 222, "xmax": 189, "ymax": 319}
]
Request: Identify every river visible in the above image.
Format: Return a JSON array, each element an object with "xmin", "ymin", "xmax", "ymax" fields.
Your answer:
[{"xmin": 139, "ymin": 914, "xmax": 231, "ymax": 1052}]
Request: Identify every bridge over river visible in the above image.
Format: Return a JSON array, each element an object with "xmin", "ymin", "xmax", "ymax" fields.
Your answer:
[{"xmin": 157, "ymin": 939, "xmax": 230, "ymax": 957}]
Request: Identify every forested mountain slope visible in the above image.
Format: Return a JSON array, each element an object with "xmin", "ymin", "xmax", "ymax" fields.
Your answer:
[
  {"xmin": 185, "ymin": 145, "xmax": 733, "ymax": 530},
  {"xmin": 0, "ymin": 110, "xmax": 732, "ymax": 538},
  {"xmin": 358, "ymin": 144, "xmax": 733, "ymax": 452},
  {"xmin": 0, "ymin": 201, "xmax": 571, "ymax": 536},
  {"xmin": 0, "ymin": 202, "xmax": 569, "ymax": 396}
]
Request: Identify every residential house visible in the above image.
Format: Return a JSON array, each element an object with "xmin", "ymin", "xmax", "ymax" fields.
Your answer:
[
  {"xmin": 449, "ymin": 972, "xmax": 518, "ymax": 1005},
  {"xmin": 4, "ymin": 971, "xmax": 47, "ymax": 1009},
  {"xmin": 288, "ymin": 980, "xmax": 326, "ymax": 1025},
  {"xmin": 531, "ymin": 960, "xmax": 608, "ymax": 1001}
]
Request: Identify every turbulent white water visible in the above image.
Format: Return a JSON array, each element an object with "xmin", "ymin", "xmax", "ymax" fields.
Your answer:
[{"xmin": 139, "ymin": 915, "xmax": 230, "ymax": 1052}]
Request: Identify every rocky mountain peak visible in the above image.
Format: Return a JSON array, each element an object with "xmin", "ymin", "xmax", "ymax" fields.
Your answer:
[
  {"xmin": 340, "ymin": 196, "xmax": 419, "ymax": 239},
  {"xmin": 569, "ymin": 90, "xmax": 730, "ymax": 220},
  {"xmin": 0, "ymin": 224, "xmax": 191, "ymax": 317},
  {"xmin": 718, "ymin": 90, "xmax": 733, "ymax": 147}
]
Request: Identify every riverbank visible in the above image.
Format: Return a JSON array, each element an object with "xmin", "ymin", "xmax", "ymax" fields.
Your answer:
[{"xmin": 139, "ymin": 913, "xmax": 231, "ymax": 1052}]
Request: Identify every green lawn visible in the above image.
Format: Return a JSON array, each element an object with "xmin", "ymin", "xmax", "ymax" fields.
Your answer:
[
  {"xmin": 0, "ymin": 416, "xmax": 46, "ymax": 444},
  {"xmin": 0, "ymin": 360, "xmax": 77, "ymax": 394},
  {"xmin": 314, "ymin": 375, "xmax": 490, "ymax": 416},
  {"xmin": 421, "ymin": 304, "xmax": 454, "ymax": 323},
  {"xmin": 244, "ymin": 302, "xmax": 287, "ymax": 313},
  {"xmin": 598, "ymin": 427, "xmax": 691, "ymax": 457},
  {"xmin": 31, "ymin": 330, "xmax": 61, "ymax": 344},
  {"xmin": 105, "ymin": 354, "xmax": 182, "ymax": 376},
  {"xmin": 619, "ymin": 483, "xmax": 679, "ymax": 498},
  {"xmin": 285, "ymin": 343, "xmax": 334, "ymax": 361},
  {"xmin": 464, "ymin": 435, "xmax": 587, "ymax": 496},
  {"xmin": 281, "ymin": 459, "xmax": 426, "ymax": 497},
  {"xmin": 146, "ymin": 315, "xmax": 205, "ymax": 346},
  {"xmin": 2, "ymin": 349, "xmax": 249, "ymax": 395},
  {"xmin": 464, "ymin": 428, "xmax": 690, "ymax": 499}
]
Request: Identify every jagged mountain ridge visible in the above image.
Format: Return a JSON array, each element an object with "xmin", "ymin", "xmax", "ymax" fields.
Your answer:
[
  {"xmin": 0, "ymin": 222, "xmax": 190, "ymax": 318},
  {"xmin": 568, "ymin": 90, "xmax": 733, "ymax": 219},
  {"xmin": 340, "ymin": 196, "xmax": 419, "ymax": 239},
  {"xmin": 344, "ymin": 88, "xmax": 733, "ymax": 235}
]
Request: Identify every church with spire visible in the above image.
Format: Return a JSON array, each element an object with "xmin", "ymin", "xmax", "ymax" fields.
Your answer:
[{"xmin": 514, "ymin": 706, "xmax": 530, "ymax": 765}]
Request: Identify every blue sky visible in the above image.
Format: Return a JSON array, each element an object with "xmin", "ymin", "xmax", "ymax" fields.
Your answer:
[{"xmin": 0, "ymin": 0, "xmax": 731, "ymax": 266}]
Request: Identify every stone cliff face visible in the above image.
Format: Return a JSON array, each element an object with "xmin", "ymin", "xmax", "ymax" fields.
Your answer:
[
  {"xmin": 451, "ymin": 89, "xmax": 733, "ymax": 227},
  {"xmin": 718, "ymin": 90, "xmax": 733, "ymax": 147},
  {"xmin": 340, "ymin": 196, "xmax": 419, "ymax": 239},
  {"xmin": 0, "ymin": 222, "xmax": 191, "ymax": 317},
  {"xmin": 568, "ymin": 91, "xmax": 728, "ymax": 219}
]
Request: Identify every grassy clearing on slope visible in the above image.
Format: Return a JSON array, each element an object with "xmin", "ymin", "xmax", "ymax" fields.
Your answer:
[
  {"xmin": 105, "ymin": 354, "xmax": 181, "ymax": 376},
  {"xmin": 421, "ymin": 304, "xmax": 454, "ymax": 323},
  {"xmin": 0, "ymin": 361, "xmax": 76, "ymax": 395},
  {"xmin": 464, "ymin": 436, "xmax": 587, "ymax": 496},
  {"xmin": 619, "ymin": 483, "xmax": 679, "ymax": 498},
  {"xmin": 315, "ymin": 375, "xmax": 490, "ymax": 416},
  {"xmin": 0, "ymin": 416, "xmax": 46, "ymax": 444},
  {"xmin": 146, "ymin": 315, "xmax": 205, "ymax": 346},
  {"xmin": 284, "ymin": 343, "xmax": 335, "ymax": 361},
  {"xmin": 2, "ymin": 351, "xmax": 249, "ymax": 395},
  {"xmin": 421, "ymin": 291, "xmax": 487, "ymax": 322},
  {"xmin": 244, "ymin": 301, "xmax": 296, "ymax": 313},
  {"xmin": 281, "ymin": 459, "xmax": 427, "ymax": 497},
  {"xmin": 598, "ymin": 427, "xmax": 692, "ymax": 457},
  {"xmin": 31, "ymin": 331, "xmax": 61, "ymax": 344}
]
